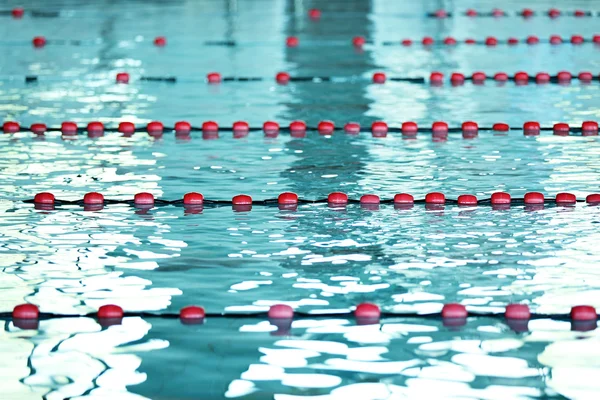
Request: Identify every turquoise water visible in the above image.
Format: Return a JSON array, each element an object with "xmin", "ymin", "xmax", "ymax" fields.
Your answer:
[{"xmin": 2, "ymin": 0, "xmax": 600, "ymax": 398}]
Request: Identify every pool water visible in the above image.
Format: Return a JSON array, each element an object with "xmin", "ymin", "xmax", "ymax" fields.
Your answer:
[{"xmin": 1, "ymin": 0, "xmax": 600, "ymax": 399}]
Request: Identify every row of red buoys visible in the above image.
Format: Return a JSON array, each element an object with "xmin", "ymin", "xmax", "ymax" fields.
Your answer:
[
  {"xmin": 31, "ymin": 191, "xmax": 600, "ymax": 206},
  {"xmin": 372, "ymin": 35, "xmax": 600, "ymax": 47},
  {"xmin": 10, "ymin": 303, "xmax": 598, "ymax": 326},
  {"xmin": 109, "ymin": 71, "xmax": 600, "ymax": 85},
  {"xmin": 5, "ymin": 120, "xmax": 599, "ymax": 136},
  {"xmin": 432, "ymin": 8, "xmax": 593, "ymax": 18}
]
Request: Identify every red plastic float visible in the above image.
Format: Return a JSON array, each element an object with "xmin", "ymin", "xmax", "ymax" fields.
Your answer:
[
  {"xmin": 360, "ymin": 194, "xmax": 380, "ymax": 204},
  {"xmin": 587, "ymin": 194, "xmax": 600, "ymax": 203},
  {"xmin": 233, "ymin": 121, "xmax": 250, "ymax": 135},
  {"xmin": 207, "ymin": 72, "xmax": 221, "ymax": 83},
  {"xmin": 494, "ymin": 72, "xmax": 509, "ymax": 82},
  {"xmin": 286, "ymin": 36, "xmax": 299, "ymax": 47},
  {"xmin": 202, "ymin": 121, "xmax": 219, "ymax": 133},
  {"xmin": 432, "ymin": 121, "xmax": 449, "ymax": 135},
  {"xmin": 147, "ymin": 121, "xmax": 164, "ymax": 135},
  {"xmin": 278, "ymin": 192, "xmax": 298, "ymax": 204},
  {"xmin": 441, "ymin": 303, "xmax": 467, "ymax": 318},
  {"xmin": 289, "ymin": 120, "xmax": 307, "ymax": 135},
  {"xmin": 318, "ymin": 120, "xmax": 335, "ymax": 135},
  {"xmin": 3, "ymin": 121, "xmax": 20, "ymax": 133},
  {"xmin": 30, "ymin": 123, "xmax": 47, "ymax": 135},
  {"xmin": 466, "ymin": 9, "xmax": 477, "ymax": 17},
  {"xmin": 465, "ymin": 38, "xmax": 476, "ymax": 45},
  {"xmin": 344, "ymin": 122, "xmax": 360, "ymax": 134},
  {"xmin": 430, "ymin": 71, "xmax": 444, "ymax": 84},
  {"xmin": 328, "ymin": 192, "xmax": 348, "ymax": 204},
  {"xmin": 134, "ymin": 192, "xmax": 155, "ymax": 205},
  {"xmin": 183, "ymin": 192, "xmax": 204, "ymax": 205},
  {"xmin": 402, "ymin": 121, "xmax": 418, "ymax": 135},
  {"xmin": 457, "ymin": 194, "xmax": 478, "ymax": 205},
  {"xmin": 450, "ymin": 73, "xmax": 465, "ymax": 84},
  {"xmin": 268, "ymin": 304, "xmax": 294, "ymax": 319},
  {"xmin": 116, "ymin": 72, "xmax": 130, "ymax": 83},
  {"xmin": 34, "ymin": 192, "xmax": 55, "ymax": 204},
  {"xmin": 555, "ymin": 193, "xmax": 576, "ymax": 203},
  {"xmin": 571, "ymin": 35, "xmax": 584, "ymax": 44},
  {"xmin": 372, "ymin": 72, "xmax": 386, "ymax": 84},
  {"xmin": 83, "ymin": 192, "xmax": 104, "ymax": 205},
  {"xmin": 579, "ymin": 72, "xmax": 593, "ymax": 82},
  {"xmin": 491, "ymin": 192, "xmax": 511, "ymax": 205},
  {"xmin": 276, "ymin": 72, "xmax": 290, "ymax": 84},
  {"xmin": 175, "ymin": 121, "xmax": 191, "ymax": 134},
  {"xmin": 401, "ymin": 39, "xmax": 412, "ymax": 46},
  {"xmin": 553, "ymin": 123, "xmax": 570, "ymax": 135},
  {"xmin": 514, "ymin": 71, "xmax": 529, "ymax": 84},
  {"xmin": 548, "ymin": 8, "xmax": 561, "ymax": 18},
  {"xmin": 521, "ymin": 8, "xmax": 534, "ymax": 17},
  {"xmin": 422, "ymin": 36, "xmax": 434, "ymax": 46},
  {"xmin": 526, "ymin": 35, "xmax": 539, "ymax": 44},
  {"xmin": 524, "ymin": 192, "xmax": 544, "ymax": 204},
  {"xmin": 472, "ymin": 72, "xmax": 486, "ymax": 84},
  {"xmin": 523, "ymin": 121, "xmax": 540, "ymax": 135},
  {"xmin": 571, "ymin": 306, "xmax": 597, "ymax": 321},
  {"xmin": 87, "ymin": 122, "xmax": 104, "ymax": 135},
  {"xmin": 232, "ymin": 195, "xmax": 252, "ymax": 205},
  {"xmin": 154, "ymin": 36, "xmax": 167, "ymax": 47},
  {"xmin": 355, "ymin": 303, "xmax": 381, "ymax": 318},
  {"xmin": 493, "ymin": 123, "xmax": 509, "ymax": 131},
  {"xmin": 118, "ymin": 122, "xmax": 135, "ymax": 134},
  {"xmin": 582, "ymin": 121, "xmax": 599, "ymax": 135},
  {"xmin": 352, "ymin": 36, "xmax": 366, "ymax": 47},
  {"xmin": 536, "ymin": 72, "xmax": 550, "ymax": 83},
  {"xmin": 263, "ymin": 121, "xmax": 280, "ymax": 135},
  {"xmin": 12, "ymin": 7, "xmax": 25, "ymax": 18},
  {"xmin": 505, "ymin": 304, "xmax": 531, "ymax": 319},
  {"xmin": 485, "ymin": 36, "xmax": 498, "ymax": 46},
  {"xmin": 13, "ymin": 304, "xmax": 39, "ymax": 319},
  {"xmin": 462, "ymin": 121, "xmax": 478, "ymax": 134},
  {"xmin": 425, "ymin": 192, "xmax": 445, "ymax": 204},
  {"xmin": 394, "ymin": 193, "xmax": 414, "ymax": 204},
  {"xmin": 557, "ymin": 71, "xmax": 572, "ymax": 82},
  {"xmin": 98, "ymin": 304, "xmax": 124, "ymax": 319},
  {"xmin": 371, "ymin": 121, "xmax": 388, "ymax": 137},
  {"xmin": 61, "ymin": 121, "xmax": 77, "ymax": 135},
  {"xmin": 308, "ymin": 8, "xmax": 321, "ymax": 19},
  {"xmin": 549, "ymin": 35, "xmax": 562, "ymax": 45},
  {"xmin": 180, "ymin": 306, "xmax": 205, "ymax": 320},
  {"xmin": 443, "ymin": 37, "xmax": 457, "ymax": 45},
  {"xmin": 32, "ymin": 36, "xmax": 46, "ymax": 47}
]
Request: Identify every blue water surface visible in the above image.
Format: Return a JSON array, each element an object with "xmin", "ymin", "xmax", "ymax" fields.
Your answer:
[{"xmin": 1, "ymin": 0, "xmax": 600, "ymax": 398}]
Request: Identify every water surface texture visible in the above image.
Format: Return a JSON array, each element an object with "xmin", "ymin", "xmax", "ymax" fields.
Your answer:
[{"xmin": 1, "ymin": 0, "xmax": 600, "ymax": 399}]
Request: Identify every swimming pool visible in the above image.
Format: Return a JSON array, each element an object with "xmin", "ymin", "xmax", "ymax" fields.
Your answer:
[{"xmin": 2, "ymin": 0, "xmax": 600, "ymax": 398}]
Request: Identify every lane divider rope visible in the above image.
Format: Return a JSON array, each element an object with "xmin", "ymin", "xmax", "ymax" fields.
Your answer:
[
  {"xmin": 11, "ymin": 71, "xmax": 600, "ymax": 85},
  {"xmin": 5, "ymin": 303, "xmax": 599, "ymax": 332},
  {"xmin": 24, "ymin": 192, "xmax": 600, "ymax": 208},
  {"xmin": 3, "ymin": 7, "xmax": 600, "ymax": 19},
  {"xmin": 14, "ymin": 34, "xmax": 600, "ymax": 48},
  {"xmin": 3, "ymin": 120, "xmax": 599, "ymax": 137}
]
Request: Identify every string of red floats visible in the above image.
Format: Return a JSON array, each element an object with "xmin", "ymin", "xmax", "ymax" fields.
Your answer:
[
  {"xmin": 3, "ymin": 120, "xmax": 599, "ymax": 137},
  {"xmin": 7, "ymin": 303, "xmax": 599, "ymax": 332},
  {"xmin": 26, "ymin": 34, "xmax": 600, "ymax": 48},
  {"xmin": 6, "ymin": 7, "xmax": 600, "ymax": 20},
  {"xmin": 111, "ymin": 71, "xmax": 600, "ymax": 85},
  {"xmin": 27, "ymin": 191, "xmax": 600, "ymax": 208}
]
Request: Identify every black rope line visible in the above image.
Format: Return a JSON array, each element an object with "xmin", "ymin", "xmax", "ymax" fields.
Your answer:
[
  {"xmin": 14, "ymin": 74, "xmax": 600, "ymax": 85},
  {"xmin": 2, "ymin": 9, "xmax": 600, "ymax": 18},
  {"xmin": 22, "ymin": 197, "xmax": 599, "ymax": 207},
  {"xmin": 3, "ymin": 124, "xmax": 599, "ymax": 134},
  {"xmin": 0, "ymin": 310, "xmax": 594, "ymax": 321}
]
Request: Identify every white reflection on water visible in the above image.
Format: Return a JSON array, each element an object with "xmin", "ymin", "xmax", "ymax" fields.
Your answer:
[{"xmin": 3, "ymin": 317, "xmax": 166, "ymax": 400}]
